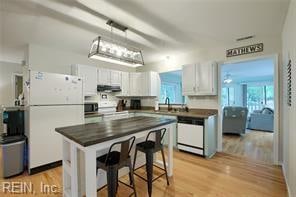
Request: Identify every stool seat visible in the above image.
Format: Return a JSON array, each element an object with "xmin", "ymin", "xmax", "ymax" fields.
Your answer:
[
  {"xmin": 136, "ymin": 140, "xmax": 157, "ymax": 150},
  {"xmin": 97, "ymin": 151, "xmax": 131, "ymax": 167}
]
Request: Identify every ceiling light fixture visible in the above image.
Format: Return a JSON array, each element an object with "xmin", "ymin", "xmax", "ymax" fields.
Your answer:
[
  {"xmin": 223, "ymin": 73, "xmax": 233, "ymax": 84},
  {"xmin": 88, "ymin": 20, "xmax": 144, "ymax": 67}
]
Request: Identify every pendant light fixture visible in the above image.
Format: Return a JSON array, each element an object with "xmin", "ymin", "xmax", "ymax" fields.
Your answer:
[
  {"xmin": 223, "ymin": 73, "xmax": 233, "ymax": 84},
  {"xmin": 88, "ymin": 20, "xmax": 144, "ymax": 67}
]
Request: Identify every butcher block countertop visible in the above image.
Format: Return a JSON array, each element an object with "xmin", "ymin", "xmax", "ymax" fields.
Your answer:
[{"xmin": 55, "ymin": 116, "xmax": 176, "ymax": 147}]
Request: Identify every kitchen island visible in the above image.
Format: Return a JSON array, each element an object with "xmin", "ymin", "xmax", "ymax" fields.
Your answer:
[{"xmin": 55, "ymin": 116, "xmax": 176, "ymax": 197}]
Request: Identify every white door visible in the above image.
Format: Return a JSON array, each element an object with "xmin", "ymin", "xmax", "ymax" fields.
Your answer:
[
  {"xmin": 182, "ymin": 64, "xmax": 196, "ymax": 95},
  {"xmin": 121, "ymin": 72, "xmax": 130, "ymax": 96},
  {"xmin": 30, "ymin": 71, "xmax": 83, "ymax": 105},
  {"xmin": 110, "ymin": 70, "xmax": 122, "ymax": 86},
  {"xmin": 28, "ymin": 105, "xmax": 84, "ymax": 170},
  {"xmin": 98, "ymin": 68, "xmax": 111, "ymax": 85}
]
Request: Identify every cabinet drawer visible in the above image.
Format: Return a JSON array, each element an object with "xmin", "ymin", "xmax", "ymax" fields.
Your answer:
[{"xmin": 177, "ymin": 123, "xmax": 203, "ymax": 148}]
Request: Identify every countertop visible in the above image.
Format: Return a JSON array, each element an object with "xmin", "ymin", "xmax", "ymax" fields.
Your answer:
[
  {"xmin": 128, "ymin": 108, "xmax": 218, "ymax": 119},
  {"xmin": 84, "ymin": 108, "xmax": 218, "ymax": 119},
  {"xmin": 56, "ymin": 116, "xmax": 176, "ymax": 147},
  {"xmin": 84, "ymin": 112, "xmax": 104, "ymax": 118}
]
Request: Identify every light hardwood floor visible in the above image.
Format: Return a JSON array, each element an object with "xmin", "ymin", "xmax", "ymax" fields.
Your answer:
[
  {"xmin": 223, "ymin": 129, "xmax": 274, "ymax": 164},
  {"xmin": 0, "ymin": 150, "xmax": 287, "ymax": 197}
]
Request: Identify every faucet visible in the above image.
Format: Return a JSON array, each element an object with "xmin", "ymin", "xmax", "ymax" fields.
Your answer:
[{"xmin": 165, "ymin": 97, "xmax": 172, "ymax": 111}]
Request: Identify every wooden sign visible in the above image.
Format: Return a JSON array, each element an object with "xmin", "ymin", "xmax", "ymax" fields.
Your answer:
[{"xmin": 226, "ymin": 43, "xmax": 263, "ymax": 57}]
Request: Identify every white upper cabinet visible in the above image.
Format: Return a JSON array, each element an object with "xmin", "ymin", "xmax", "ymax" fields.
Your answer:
[
  {"xmin": 129, "ymin": 72, "xmax": 143, "ymax": 96},
  {"xmin": 196, "ymin": 62, "xmax": 217, "ymax": 95},
  {"xmin": 129, "ymin": 72, "xmax": 160, "ymax": 97},
  {"xmin": 97, "ymin": 68, "xmax": 111, "ymax": 85},
  {"xmin": 71, "ymin": 64, "xmax": 97, "ymax": 96},
  {"xmin": 145, "ymin": 71, "xmax": 161, "ymax": 97},
  {"xmin": 120, "ymin": 72, "xmax": 130, "ymax": 96},
  {"xmin": 97, "ymin": 68, "xmax": 122, "ymax": 87},
  {"xmin": 182, "ymin": 64, "xmax": 197, "ymax": 95},
  {"xmin": 110, "ymin": 70, "xmax": 122, "ymax": 86},
  {"xmin": 182, "ymin": 61, "xmax": 217, "ymax": 96}
]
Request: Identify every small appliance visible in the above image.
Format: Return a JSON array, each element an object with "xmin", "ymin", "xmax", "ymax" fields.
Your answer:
[
  {"xmin": 84, "ymin": 102, "xmax": 98, "ymax": 114},
  {"xmin": 130, "ymin": 99, "xmax": 141, "ymax": 110},
  {"xmin": 0, "ymin": 107, "xmax": 26, "ymax": 178}
]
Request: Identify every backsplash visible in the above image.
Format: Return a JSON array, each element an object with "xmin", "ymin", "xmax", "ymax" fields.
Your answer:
[{"xmin": 140, "ymin": 96, "xmax": 218, "ymax": 110}]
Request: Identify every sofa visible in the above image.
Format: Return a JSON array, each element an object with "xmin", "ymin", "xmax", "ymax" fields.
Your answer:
[
  {"xmin": 247, "ymin": 108, "xmax": 274, "ymax": 132},
  {"xmin": 222, "ymin": 106, "xmax": 248, "ymax": 135}
]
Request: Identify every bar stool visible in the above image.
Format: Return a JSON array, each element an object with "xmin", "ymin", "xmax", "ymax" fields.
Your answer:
[
  {"xmin": 133, "ymin": 128, "xmax": 169, "ymax": 197},
  {"xmin": 96, "ymin": 136, "xmax": 137, "ymax": 197}
]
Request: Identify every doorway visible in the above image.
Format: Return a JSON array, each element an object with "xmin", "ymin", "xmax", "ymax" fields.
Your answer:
[
  {"xmin": 13, "ymin": 74, "xmax": 23, "ymax": 100},
  {"xmin": 219, "ymin": 56, "xmax": 278, "ymax": 164}
]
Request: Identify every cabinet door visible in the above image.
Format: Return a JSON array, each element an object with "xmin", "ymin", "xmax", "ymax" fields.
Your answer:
[
  {"xmin": 121, "ymin": 72, "xmax": 130, "ymax": 96},
  {"xmin": 110, "ymin": 70, "xmax": 122, "ymax": 86},
  {"xmin": 98, "ymin": 68, "xmax": 111, "ymax": 85},
  {"xmin": 196, "ymin": 62, "xmax": 217, "ymax": 95},
  {"xmin": 146, "ymin": 72, "xmax": 160, "ymax": 97},
  {"xmin": 72, "ymin": 65, "xmax": 97, "ymax": 96},
  {"xmin": 182, "ymin": 64, "xmax": 196, "ymax": 95},
  {"xmin": 129, "ymin": 73, "xmax": 142, "ymax": 96}
]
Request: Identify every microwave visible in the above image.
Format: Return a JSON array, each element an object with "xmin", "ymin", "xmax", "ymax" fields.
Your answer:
[{"xmin": 84, "ymin": 102, "xmax": 98, "ymax": 113}]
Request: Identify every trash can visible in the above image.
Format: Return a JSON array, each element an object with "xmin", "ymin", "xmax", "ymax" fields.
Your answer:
[{"xmin": 0, "ymin": 135, "xmax": 26, "ymax": 178}]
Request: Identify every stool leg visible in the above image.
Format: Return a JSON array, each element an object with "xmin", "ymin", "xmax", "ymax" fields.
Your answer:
[
  {"xmin": 146, "ymin": 151, "xmax": 154, "ymax": 197},
  {"xmin": 128, "ymin": 162, "xmax": 137, "ymax": 197},
  {"xmin": 133, "ymin": 147, "xmax": 138, "ymax": 172},
  {"xmin": 107, "ymin": 166, "xmax": 117, "ymax": 197},
  {"xmin": 116, "ymin": 170, "xmax": 119, "ymax": 193},
  {"xmin": 161, "ymin": 148, "xmax": 170, "ymax": 186}
]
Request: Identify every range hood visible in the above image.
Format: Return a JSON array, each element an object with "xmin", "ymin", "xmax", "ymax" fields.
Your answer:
[{"xmin": 97, "ymin": 85, "xmax": 121, "ymax": 93}]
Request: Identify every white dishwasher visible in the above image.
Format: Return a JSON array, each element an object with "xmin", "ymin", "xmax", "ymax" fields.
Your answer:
[{"xmin": 177, "ymin": 116, "xmax": 204, "ymax": 156}]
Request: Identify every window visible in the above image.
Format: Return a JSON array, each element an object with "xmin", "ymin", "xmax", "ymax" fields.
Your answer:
[
  {"xmin": 247, "ymin": 85, "xmax": 274, "ymax": 112},
  {"xmin": 222, "ymin": 87, "xmax": 235, "ymax": 107},
  {"xmin": 159, "ymin": 70, "xmax": 185, "ymax": 104}
]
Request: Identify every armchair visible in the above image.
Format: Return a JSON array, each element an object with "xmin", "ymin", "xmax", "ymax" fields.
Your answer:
[{"xmin": 222, "ymin": 106, "xmax": 248, "ymax": 135}]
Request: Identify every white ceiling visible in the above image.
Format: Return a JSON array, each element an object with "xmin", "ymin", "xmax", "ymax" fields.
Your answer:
[
  {"xmin": 222, "ymin": 58, "xmax": 274, "ymax": 83},
  {"xmin": 0, "ymin": 0, "xmax": 290, "ymax": 65}
]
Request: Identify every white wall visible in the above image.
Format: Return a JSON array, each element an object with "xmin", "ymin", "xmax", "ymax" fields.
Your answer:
[
  {"xmin": 281, "ymin": 0, "xmax": 296, "ymax": 196},
  {"xmin": 0, "ymin": 61, "xmax": 22, "ymax": 106},
  {"xmin": 137, "ymin": 36, "xmax": 282, "ymax": 110},
  {"xmin": 26, "ymin": 44, "xmax": 136, "ymax": 75},
  {"xmin": 137, "ymin": 34, "xmax": 282, "ymax": 160}
]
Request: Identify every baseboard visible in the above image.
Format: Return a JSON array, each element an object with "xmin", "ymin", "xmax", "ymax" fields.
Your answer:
[
  {"xmin": 29, "ymin": 160, "xmax": 62, "ymax": 175},
  {"xmin": 281, "ymin": 162, "xmax": 291, "ymax": 197}
]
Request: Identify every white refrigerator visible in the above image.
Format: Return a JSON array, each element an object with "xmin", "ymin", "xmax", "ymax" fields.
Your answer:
[{"xmin": 25, "ymin": 71, "xmax": 84, "ymax": 174}]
